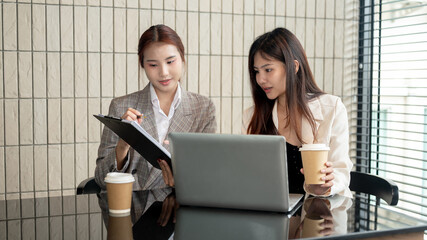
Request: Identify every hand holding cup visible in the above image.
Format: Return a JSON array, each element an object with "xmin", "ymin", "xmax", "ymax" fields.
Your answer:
[{"xmin": 300, "ymin": 144, "xmax": 334, "ymax": 195}]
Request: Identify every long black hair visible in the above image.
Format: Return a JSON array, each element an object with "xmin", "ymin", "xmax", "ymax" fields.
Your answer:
[{"xmin": 247, "ymin": 28, "xmax": 324, "ymax": 143}]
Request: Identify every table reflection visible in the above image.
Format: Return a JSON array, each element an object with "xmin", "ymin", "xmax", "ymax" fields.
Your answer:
[
  {"xmin": 107, "ymin": 214, "xmax": 133, "ymax": 240},
  {"xmin": 296, "ymin": 195, "xmax": 352, "ymax": 238},
  {"xmin": 98, "ymin": 188, "xmax": 173, "ymax": 226},
  {"xmin": 98, "ymin": 188, "xmax": 176, "ymax": 239},
  {"xmin": 175, "ymin": 205, "xmax": 297, "ymax": 239},
  {"xmin": 97, "ymin": 189, "xmax": 353, "ymax": 239}
]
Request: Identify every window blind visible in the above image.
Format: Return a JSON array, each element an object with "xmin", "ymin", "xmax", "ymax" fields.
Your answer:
[{"xmin": 355, "ymin": 0, "xmax": 427, "ymax": 230}]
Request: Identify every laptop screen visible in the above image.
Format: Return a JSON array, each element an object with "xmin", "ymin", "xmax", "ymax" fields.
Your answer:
[{"xmin": 169, "ymin": 133, "xmax": 303, "ymax": 212}]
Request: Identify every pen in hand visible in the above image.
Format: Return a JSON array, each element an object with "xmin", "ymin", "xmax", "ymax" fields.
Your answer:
[{"xmin": 136, "ymin": 114, "xmax": 146, "ymax": 119}]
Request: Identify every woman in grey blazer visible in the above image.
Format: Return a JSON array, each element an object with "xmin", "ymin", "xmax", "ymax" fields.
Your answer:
[{"xmin": 95, "ymin": 25, "xmax": 216, "ymax": 191}]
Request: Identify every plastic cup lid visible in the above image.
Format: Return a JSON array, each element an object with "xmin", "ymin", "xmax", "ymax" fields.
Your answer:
[
  {"xmin": 104, "ymin": 172, "xmax": 135, "ymax": 184},
  {"xmin": 299, "ymin": 143, "xmax": 330, "ymax": 151}
]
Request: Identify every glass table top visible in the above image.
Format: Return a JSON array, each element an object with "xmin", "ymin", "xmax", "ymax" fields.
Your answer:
[{"xmin": 1, "ymin": 189, "xmax": 427, "ymax": 239}]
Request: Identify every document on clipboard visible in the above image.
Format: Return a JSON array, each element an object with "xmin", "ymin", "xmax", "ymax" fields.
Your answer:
[{"xmin": 94, "ymin": 114, "xmax": 171, "ymax": 169}]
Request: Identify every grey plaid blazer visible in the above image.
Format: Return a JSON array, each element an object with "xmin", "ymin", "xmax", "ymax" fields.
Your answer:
[{"xmin": 95, "ymin": 84, "xmax": 217, "ymax": 190}]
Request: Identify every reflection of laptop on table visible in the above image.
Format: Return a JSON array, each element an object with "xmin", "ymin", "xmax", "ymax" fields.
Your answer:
[
  {"xmin": 169, "ymin": 133, "xmax": 304, "ymax": 213},
  {"xmin": 175, "ymin": 205, "xmax": 301, "ymax": 240}
]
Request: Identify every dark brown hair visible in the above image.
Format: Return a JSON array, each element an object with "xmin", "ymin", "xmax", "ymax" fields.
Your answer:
[
  {"xmin": 138, "ymin": 24, "xmax": 185, "ymax": 68},
  {"xmin": 247, "ymin": 28, "xmax": 324, "ymax": 143}
]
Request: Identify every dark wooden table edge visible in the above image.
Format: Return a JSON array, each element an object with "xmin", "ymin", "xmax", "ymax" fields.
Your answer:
[{"xmin": 304, "ymin": 225, "xmax": 427, "ymax": 240}]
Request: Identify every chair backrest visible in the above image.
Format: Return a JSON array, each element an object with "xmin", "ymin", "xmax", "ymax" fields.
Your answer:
[
  {"xmin": 349, "ymin": 171, "xmax": 399, "ymax": 206},
  {"xmin": 77, "ymin": 177, "xmax": 101, "ymax": 195}
]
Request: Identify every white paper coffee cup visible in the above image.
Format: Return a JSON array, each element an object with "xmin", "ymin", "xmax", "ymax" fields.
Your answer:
[
  {"xmin": 299, "ymin": 144, "xmax": 330, "ymax": 184},
  {"xmin": 104, "ymin": 172, "xmax": 135, "ymax": 216}
]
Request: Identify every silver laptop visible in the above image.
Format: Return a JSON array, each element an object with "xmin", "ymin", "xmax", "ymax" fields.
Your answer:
[{"xmin": 169, "ymin": 133, "xmax": 304, "ymax": 212}]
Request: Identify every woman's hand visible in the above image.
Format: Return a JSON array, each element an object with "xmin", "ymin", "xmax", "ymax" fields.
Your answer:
[
  {"xmin": 301, "ymin": 162, "xmax": 334, "ymax": 196},
  {"xmin": 115, "ymin": 108, "xmax": 143, "ymax": 170},
  {"xmin": 159, "ymin": 140, "xmax": 175, "ymax": 187},
  {"xmin": 121, "ymin": 107, "xmax": 144, "ymax": 123},
  {"xmin": 159, "ymin": 159, "xmax": 174, "ymax": 187}
]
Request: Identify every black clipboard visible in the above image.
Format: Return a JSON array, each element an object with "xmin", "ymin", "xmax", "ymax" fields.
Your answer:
[{"xmin": 94, "ymin": 114, "xmax": 171, "ymax": 169}]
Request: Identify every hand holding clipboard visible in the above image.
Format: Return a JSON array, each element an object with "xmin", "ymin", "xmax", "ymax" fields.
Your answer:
[{"xmin": 94, "ymin": 114, "xmax": 171, "ymax": 170}]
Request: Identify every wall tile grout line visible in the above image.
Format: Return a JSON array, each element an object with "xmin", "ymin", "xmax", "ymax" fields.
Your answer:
[
  {"xmin": 126, "ymin": 0, "xmax": 129, "ymax": 95},
  {"xmin": 98, "ymin": 2, "xmax": 103, "ymax": 214},
  {"xmin": 137, "ymin": 0, "xmax": 141, "ymax": 92},
  {"xmin": 0, "ymin": 1, "xmax": 357, "ymax": 20},
  {"xmin": 314, "ymin": 0, "xmax": 318, "ymax": 87},
  {"xmin": 30, "ymin": 1, "xmax": 37, "ymax": 238},
  {"xmin": 230, "ymin": 0, "xmax": 234, "ymax": 134},
  {"xmin": 333, "ymin": 0, "xmax": 338, "ymax": 96},
  {"xmin": 58, "ymin": 1, "xmax": 64, "ymax": 239},
  {"xmin": 209, "ymin": 0, "xmax": 212, "ymax": 107},
  {"xmin": 198, "ymin": 0, "xmax": 200, "ymax": 96},
  {"xmin": 113, "ymin": 1, "xmax": 116, "ymax": 98},
  {"xmin": 185, "ymin": 0, "xmax": 188, "ymax": 90},
  {"xmin": 241, "ymin": 0, "xmax": 246, "ymax": 128},
  {"xmin": 321, "ymin": 0, "xmax": 325, "ymax": 90},
  {"xmin": 45, "ymin": 3, "xmax": 50, "ymax": 214},
  {"xmin": 85, "ymin": 1, "xmax": 91, "ymax": 238},
  {"xmin": 72, "ymin": 1, "xmax": 77, "ymax": 239},
  {"xmin": 0, "ymin": 49, "xmax": 364, "ymax": 60},
  {"xmin": 0, "ymin": 92, "xmax": 366, "ymax": 99},
  {"xmin": 15, "ymin": 2, "xmax": 23, "ymax": 239},
  {"xmin": 324, "ymin": 0, "xmax": 328, "ymax": 93},
  {"xmin": 1, "ymin": 2, "xmax": 8, "ymax": 239},
  {"xmin": 219, "ymin": 0, "xmax": 223, "ymax": 133},
  {"xmin": 46, "ymin": 4, "xmax": 58, "ymax": 236}
]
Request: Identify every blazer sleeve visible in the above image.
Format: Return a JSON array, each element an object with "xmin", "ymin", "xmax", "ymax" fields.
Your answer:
[
  {"xmin": 94, "ymin": 99, "xmax": 131, "ymax": 190},
  {"xmin": 200, "ymin": 99, "xmax": 217, "ymax": 133},
  {"xmin": 328, "ymin": 98, "xmax": 353, "ymax": 197}
]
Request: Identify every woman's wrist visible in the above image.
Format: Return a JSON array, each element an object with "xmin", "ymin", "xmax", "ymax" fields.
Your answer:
[{"xmin": 115, "ymin": 140, "xmax": 130, "ymax": 170}]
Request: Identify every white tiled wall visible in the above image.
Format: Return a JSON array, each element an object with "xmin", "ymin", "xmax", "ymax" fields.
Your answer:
[{"xmin": 0, "ymin": 0, "xmax": 359, "ymax": 198}]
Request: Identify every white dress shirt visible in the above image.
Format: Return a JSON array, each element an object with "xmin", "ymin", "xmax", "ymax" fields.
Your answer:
[
  {"xmin": 149, "ymin": 83, "xmax": 182, "ymax": 143},
  {"xmin": 142, "ymin": 83, "xmax": 182, "ymax": 182}
]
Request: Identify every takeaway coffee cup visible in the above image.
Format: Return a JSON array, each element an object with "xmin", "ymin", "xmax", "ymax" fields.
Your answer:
[
  {"xmin": 104, "ymin": 172, "xmax": 135, "ymax": 216},
  {"xmin": 299, "ymin": 144, "xmax": 330, "ymax": 184}
]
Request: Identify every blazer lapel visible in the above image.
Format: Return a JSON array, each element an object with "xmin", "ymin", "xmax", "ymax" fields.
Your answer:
[
  {"xmin": 301, "ymin": 97, "xmax": 324, "ymax": 144},
  {"xmin": 135, "ymin": 85, "xmax": 159, "ymax": 142},
  {"xmin": 132, "ymin": 86, "xmax": 194, "ymax": 152},
  {"xmin": 166, "ymin": 88, "xmax": 194, "ymax": 140}
]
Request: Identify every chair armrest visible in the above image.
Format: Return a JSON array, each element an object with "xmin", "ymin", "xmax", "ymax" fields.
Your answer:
[{"xmin": 76, "ymin": 177, "xmax": 101, "ymax": 195}]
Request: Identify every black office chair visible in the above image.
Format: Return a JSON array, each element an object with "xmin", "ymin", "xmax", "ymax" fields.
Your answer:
[
  {"xmin": 349, "ymin": 171, "xmax": 399, "ymax": 206},
  {"xmin": 77, "ymin": 177, "xmax": 101, "ymax": 195}
]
